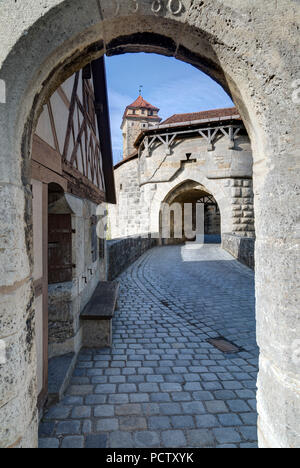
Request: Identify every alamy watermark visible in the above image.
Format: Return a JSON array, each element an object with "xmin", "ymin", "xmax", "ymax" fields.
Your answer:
[
  {"xmin": 97, "ymin": 202, "xmax": 206, "ymax": 243},
  {"xmin": 291, "ymin": 340, "xmax": 300, "ymax": 366},
  {"xmin": 0, "ymin": 79, "xmax": 6, "ymax": 103},
  {"xmin": 0, "ymin": 340, "xmax": 6, "ymax": 365},
  {"xmin": 160, "ymin": 202, "xmax": 205, "ymax": 242},
  {"xmin": 291, "ymin": 79, "xmax": 300, "ymax": 104}
]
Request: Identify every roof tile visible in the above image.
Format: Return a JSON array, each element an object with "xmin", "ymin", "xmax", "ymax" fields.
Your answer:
[{"xmin": 127, "ymin": 95, "xmax": 159, "ymax": 110}]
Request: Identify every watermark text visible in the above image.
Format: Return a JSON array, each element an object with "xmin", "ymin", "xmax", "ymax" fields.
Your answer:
[{"xmin": 0, "ymin": 79, "xmax": 6, "ymax": 103}]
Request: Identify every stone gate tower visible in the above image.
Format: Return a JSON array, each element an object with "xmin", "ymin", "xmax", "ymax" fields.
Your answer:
[{"xmin": 121, "ymin": 95, "xmax": 162, "ymax": 159}]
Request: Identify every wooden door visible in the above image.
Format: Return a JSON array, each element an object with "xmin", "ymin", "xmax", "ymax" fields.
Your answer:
[{"xmin": 48, "ymin": 214, "xmax": 73, "ymax": 284}]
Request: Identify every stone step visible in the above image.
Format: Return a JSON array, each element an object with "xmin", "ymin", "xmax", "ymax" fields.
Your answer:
[{"xmin": 47, "ymin": 353, "xmax": 77, "ymax": 407}]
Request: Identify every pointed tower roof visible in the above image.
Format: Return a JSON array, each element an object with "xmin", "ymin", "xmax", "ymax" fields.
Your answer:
[
  {"xmin": 122, "ymin": 95, "xmax": 160, "ymax": 122},
  {"xmin": 127, "ymin": 95, "xmax": 160, "ymax": 111}
]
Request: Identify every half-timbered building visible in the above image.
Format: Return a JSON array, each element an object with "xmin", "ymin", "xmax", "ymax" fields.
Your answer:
[{"xmin": 31, "ymin": 58, "xmax": 116, "ymax": 410}]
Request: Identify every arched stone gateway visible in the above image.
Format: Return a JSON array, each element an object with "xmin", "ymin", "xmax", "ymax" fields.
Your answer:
[
  {"xmin": 148, "ymin": 170, "xmax": 236, "ymax": 237},
  {"xmin": 0, "ymin": 0, "xmax": 299, "ymax": 448},
  {"xmin": 110, "ymin": 104, "xmax": 255, "ymax": 243},
  {"xmin": 159, "ymin": 180, "xmax": 221, "ymax": 244}
]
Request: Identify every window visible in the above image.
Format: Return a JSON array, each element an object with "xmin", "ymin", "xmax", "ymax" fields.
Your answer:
[
  {"xmin": 99, "ymin": 238, "xmax": 105, "ymax": 260},
  {"xmin": 91, "ymin": 215, "xmax": 98, "ymax": 263}
]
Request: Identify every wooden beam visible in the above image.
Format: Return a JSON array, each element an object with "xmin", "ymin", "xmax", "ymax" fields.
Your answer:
[
  {"xmin": 47, "ymin": 101, "xmax": 60, "ymax": 154},
  {"xmin": 57, "ymin": 86, "xmax": 71, "ymax": 109},
  {"xmin": 32, "ymin": 135, "xmax": 62, "ymax": 175},
  {"xmin": 62, "ymin": 161, "xmax": 106, "ymax": 205},
  {"xmin": 31, "ymin": 160, "xmax": 67, "ymax": 190},
  {"xmin": 91, "ymin": 57, "xmax": 116, "ymax": 204},
  {"xmin": 63, "ymin": 71, "xmax": 80, "ymax": 161}
]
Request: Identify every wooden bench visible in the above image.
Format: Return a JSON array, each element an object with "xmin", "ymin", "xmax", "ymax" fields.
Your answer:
[{"xmin": 80, "ymin": 281, "xmax": 119, "ymax": 348}]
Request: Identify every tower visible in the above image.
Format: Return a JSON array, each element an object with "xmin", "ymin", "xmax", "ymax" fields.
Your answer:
[{"xmin": 121, "ymin": 95, "xmax": 162, "ymax": 159}]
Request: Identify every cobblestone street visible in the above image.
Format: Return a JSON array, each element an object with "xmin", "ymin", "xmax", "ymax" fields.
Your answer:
[{"xmin": 39, "ymin": 244, "xmax": 258, "ymax": 448}]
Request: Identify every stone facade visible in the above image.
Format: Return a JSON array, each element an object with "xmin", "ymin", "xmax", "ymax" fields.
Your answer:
[
  {"xmin": 109, "ymin": 116, "xmax": 255, "ymax": 243},
  {"xmin": 47, "ymin": 195, "xmax": 106, "ymax": 359},
  {"xmin": 109, "ymin": 157, "xmax": 143, "ymax": 238},
  {"xmin": 0, "ymin": 0, "xmax": 299, "ymax": 449}
]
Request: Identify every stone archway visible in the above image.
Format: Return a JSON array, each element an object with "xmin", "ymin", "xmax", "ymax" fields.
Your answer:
[
  {"xmin": 159, "ymin": 180, "xmax": 221, "ymax": 244},
  {"xmin": 148, "ymin": 170, "xmax": 233, "ymax": 236},
  {"xmin": 0, "ymin": 0, "xmax": 299, "ymax": 448}
]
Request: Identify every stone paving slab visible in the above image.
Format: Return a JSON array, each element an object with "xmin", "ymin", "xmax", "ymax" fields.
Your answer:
[{"xmin": 39, "ymin": 245, "xmax": 258, "ymax": 449}]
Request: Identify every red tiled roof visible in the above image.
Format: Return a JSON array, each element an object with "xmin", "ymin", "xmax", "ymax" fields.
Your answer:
[
  {"xmin": 162, "ymin": 107, "xmax": 239, "ymax": 125},
  {"xmin": 127, "ymin": 95, "xmax": 159, "ymax": 111},
  {"xmin": 123, "ymin": 95, "xmax": 160, "ymax": 121}
]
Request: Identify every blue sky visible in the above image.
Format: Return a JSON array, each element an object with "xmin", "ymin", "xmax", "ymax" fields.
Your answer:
[{"xmin": 105, "ymin": 53, "xmax": 233, "ymax": 163}]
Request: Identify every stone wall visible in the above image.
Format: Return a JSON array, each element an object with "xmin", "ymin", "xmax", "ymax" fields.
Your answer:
[
  {"xmin": 109, "ymin": 157, "xmax": 142, "ymax": 238},
  {"xmin": 109, "ymin": 132, "xmax": 255, "ymax": 241},
  {"xmin": 107, "ymin": 235, "xmax": 158, "ymax": 281},
  {"xmin": 122, "ymin": 119, "xmax": 146, "ymax": 160},
  {"xmin": 222, "ymin": 233, "xmax": 255, "ymax": 270}
]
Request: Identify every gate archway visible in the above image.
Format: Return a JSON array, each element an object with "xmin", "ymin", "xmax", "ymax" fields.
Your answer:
[
  {"xmin": 159, "ymin": 180, "xmax": 221, "ymax": 244},
  {"xmin": 0, "ymin": 0, "xmax": 299, "ymax": 448}
]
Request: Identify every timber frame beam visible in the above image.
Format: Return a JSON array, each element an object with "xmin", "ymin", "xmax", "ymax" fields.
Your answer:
[{"xmin": 140, "ymin": 124, "xmax": 243, "ymax": 156}]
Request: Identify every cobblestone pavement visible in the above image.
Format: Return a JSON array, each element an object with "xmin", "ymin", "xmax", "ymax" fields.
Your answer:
[{"xmin": 39, "ymin": 244, "xmax": 258, "ymax": 449}]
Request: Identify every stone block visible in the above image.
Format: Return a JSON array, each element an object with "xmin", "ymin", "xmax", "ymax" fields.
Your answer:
[
  {"xmin": 134, "ymin": 431, "xmax": 160, "ymax": 448},
  {"xmin": 162, "ymin": 430, "xmax": 187, "ymax": 448},
  {"xmin": 56, "ymin": 421, "xmax": 81, "ymax": 435},
  {"xmin": 61, "ymin": 436, "xmax": 84, "ymax": 448},
  {"xmin": 213, "ymin": 428, "xmax": 242, "ymax": 444},
  {"xmin": 82, "ymin": 319, "xmax": 112, "ymax": 348},
  {"xmin": 119, "ymin": 416, "xmax": 148, "ymax": 431},
  {"xmin": 39, "ymin": 438, "xmax": 60, "ymax": 449},
  {"xmin": 187, "ymin": 429, "xmax": 215, "ymax": 448},
  {"xmin": 110, "ymin": 431, "xmax": 134, "ymax": 448},
  {"xmin": 96, "ymin": 418, "xmax": 119, "ymax": 432},
  {"xmin": 85, "ymin": 434, "xmax": 107, "ymax": 449},
  {"xmin": 149, "ymin": 416, "xmax": 171, "ymax": 430}
]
